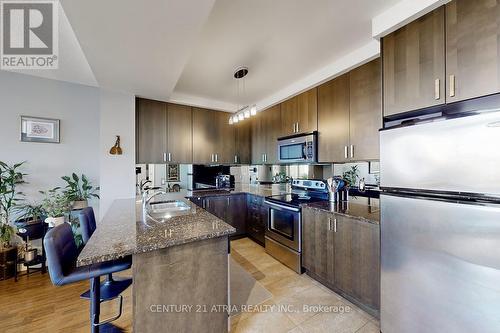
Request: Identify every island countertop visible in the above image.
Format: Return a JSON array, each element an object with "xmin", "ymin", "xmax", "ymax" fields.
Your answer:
[{"xmin": 76, "ymin": 194, "xmax": 236, "ymax": 267}]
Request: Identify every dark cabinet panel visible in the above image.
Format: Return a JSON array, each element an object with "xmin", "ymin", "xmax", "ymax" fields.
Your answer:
[
  {"xmin": 192, "ymin": 107, "xmax": 217, "ymax": 164},
  {"xmin": 302, "ymin": 208, "xmax": 333, "ymax": 281},
  {"xmin": 228, "ymin": 194, "xmax": 247, "ymax": 237},
  {"xmin": 382, "ymin": 7, "xmax": 445, "ymax": 117},
  {"xmin": 234, "ymin": 121, "xmax": 251, "ymax": 164},
  {"xmin": 280, "ymin": 96, "xmax": 298, "ymax": 136},
  {"xmin": 302, "ymin": 207, "xmax": 380, "ymax": 313},
  {"xmin": 296, "ymin": 88, "xmax": 318, "ymax": 134},
  {"xmin": 251, "ymin": 105, "xmax": 280, "ymax": 164},
  {"xmin": 246, "ymin": 194, "xmax": 266, "ymax": 245},
  {"xmin": 317, "ymin": 73, "xmax": 350, "ymax": 162},
  {"xmin": 349, "ymin": 59, "xmax": 382, "ymax": 161},
  {"xmin": 251, "ymin": 112, "xmax": 265, "ymax": 164},
  {"xmin": 334, "ymin": 214, "xmax": 380, "ymax": 311},
  {"xmin": 216, "ymin": 112, "xmax": 235, "ymax": 164},
  {"xmin": 167, "ymin": 103, "xmax": 192, "ymax": 163},
  {"xmin": 281, "ymin": 88, "xmax": 318, "ymax": 137},
  {"xmin": 136, "ymin": 98, "xmax": 167, "ymax": 163},
  {"xmin": 205, "ymin": 196, "xmax": 228, "ymax": 221},
  {"xmin": 263, "ymin": 104, "xmax": 281, "ymax": 164},
  {"xmin": 446, "ymin": 0, "xmax": 500, "ymax": 103}
]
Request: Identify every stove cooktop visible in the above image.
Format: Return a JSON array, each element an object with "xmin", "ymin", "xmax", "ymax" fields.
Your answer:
[{"xmin": 265, "ymin": 192, "xmax": 328, "ymax": 208}]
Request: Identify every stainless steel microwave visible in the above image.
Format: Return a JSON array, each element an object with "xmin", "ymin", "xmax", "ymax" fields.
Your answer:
[{"xmin": 277, "ymin": 132, "xmax": 317, "ymax": 163}]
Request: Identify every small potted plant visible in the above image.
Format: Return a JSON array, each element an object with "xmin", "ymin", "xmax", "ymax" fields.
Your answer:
[
  {"xmin": 39, "ymin": 188, "xmax": 70, "ymax": 227},
  {"xmin": 61, "ymin": 173, "xmax": 99, "ymax": 210},
  {"xmin": 0, "ymin": 161, "xmax": 26, "ymax": 248},
  {"xmin": 15, "ymin": 203, "xmax": 44, "ymax": 224}
]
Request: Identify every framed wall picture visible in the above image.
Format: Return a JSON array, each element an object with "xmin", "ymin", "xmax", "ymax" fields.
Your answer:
[{"xmin": 20, "ymin": 116, "xmax": 60, "ymax": 143}]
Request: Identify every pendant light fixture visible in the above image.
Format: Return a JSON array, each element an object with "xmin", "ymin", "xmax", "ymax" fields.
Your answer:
[{"xmin": 230, "ymin": 66, "xmax": 257, "ymax": 125}]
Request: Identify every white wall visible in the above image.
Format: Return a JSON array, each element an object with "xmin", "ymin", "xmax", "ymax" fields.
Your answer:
[
  {"xmin": 99, "ymin": 89, "xmax": 136, "ymax": 220},
  {"xmin": 0, "ymin": 72, "xmax": 136, "ymax": 221},
  {"xmin": 0, "ymin": 71, "xmax": 100, "ymax": 210}
]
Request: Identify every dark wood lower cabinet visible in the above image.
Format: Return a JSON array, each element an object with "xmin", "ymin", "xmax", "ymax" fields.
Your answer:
[
  {"xmin": 302, "ymin": 207, "xmax": 380, "ymax": 316},
  {"xmin": 189, "ymin": 194, "xmax": 260, "ymax": 239},
  {"xmin": 302, "ymin": 208, "xmax": 332, "ymax": 280},
  {"xmin": 228, "ymin": 194, "xmax": 247, "ymax": 237},
  {"xmin": 246, "ymin": 194, "xmax": 267, "ymax": 245}
]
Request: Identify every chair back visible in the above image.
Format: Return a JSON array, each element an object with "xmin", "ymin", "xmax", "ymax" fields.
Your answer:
[
  {"xmin": 44, "ymin": 223, "xmax": 79, "ymax": 286},
  {"xmin": 79, "ymin": 207, "xmax": 96, "ymax": 244}
]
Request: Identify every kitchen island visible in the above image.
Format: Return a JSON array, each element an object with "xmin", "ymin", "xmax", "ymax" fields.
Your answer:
[{"xmin": 77, "ymin": 194, "xmax": 235, "ymax": 332}]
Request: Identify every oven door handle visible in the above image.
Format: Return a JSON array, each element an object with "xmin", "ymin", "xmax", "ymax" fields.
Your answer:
[{"xmin": 264, "ymin": 200, "xmax": 301, "ymax": 212}]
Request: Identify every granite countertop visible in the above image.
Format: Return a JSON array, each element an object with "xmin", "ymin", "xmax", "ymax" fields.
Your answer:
[
  {"xmin": 76, "ymin": 192, "xmax": 235, "ymax": 267},
  {"xmin": 188, "ymin": 183, "xmax": 291, "ymax": 198},
  {"xmin": 303, "ymin": 196, "xmax": 380, "ymax": 224}
]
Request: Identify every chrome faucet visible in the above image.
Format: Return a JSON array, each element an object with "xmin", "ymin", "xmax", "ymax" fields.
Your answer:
[{"xmin": 142, "ymin": 190, "xmax": 167, "ymax": 209}]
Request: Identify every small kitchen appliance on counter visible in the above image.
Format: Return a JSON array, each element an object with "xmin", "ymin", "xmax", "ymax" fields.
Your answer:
[{"xmin": 264, "ymin": 179, "xmax": 329, "ymax": 273}]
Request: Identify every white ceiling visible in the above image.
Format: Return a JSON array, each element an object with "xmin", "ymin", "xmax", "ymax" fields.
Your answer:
[
  {"xmin": 2, "ymin": 0, "xmax": 439, "ymax": 112},
  {"xmin": 5, "ymin": 2, "xmax": 97, "ymax": 87},
  {"xmin": 173, "ymin": 0, "xmax": 400, "ymax": 110},
  {"xmin": 59, "ymin": 0, "xmax": 216, "ymax": 101}
]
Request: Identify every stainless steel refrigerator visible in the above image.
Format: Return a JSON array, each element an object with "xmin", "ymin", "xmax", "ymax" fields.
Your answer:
[{"xmin": 380, "ymin": 110, "xmax": 500, "ymax": 333}]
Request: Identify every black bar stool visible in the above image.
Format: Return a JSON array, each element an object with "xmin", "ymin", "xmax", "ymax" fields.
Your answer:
[
  {"xmin": 78, "ymin": 207, "xmax": 132, "ymax": 286},
  {"xmin": 44, "ymin": 223, "xmax": 131, "ymax": 332}
]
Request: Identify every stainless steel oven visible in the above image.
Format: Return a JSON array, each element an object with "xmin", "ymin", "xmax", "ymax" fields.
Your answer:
[
  {"xmin": 277, "ymin": 132, "xmax": 317, "ymax": 163},
  {"xmin": 264, "ymin": 200, "xmax": 302, "ymax": 273},
  {"xmin": 265, "ymin": 200, "xmax": 301, "ymax": 252}
]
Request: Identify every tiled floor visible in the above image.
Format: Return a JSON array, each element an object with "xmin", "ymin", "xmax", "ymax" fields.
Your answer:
[{"xmin": 230, "ymin": 238, "xmax": 380, "ymax": 333}]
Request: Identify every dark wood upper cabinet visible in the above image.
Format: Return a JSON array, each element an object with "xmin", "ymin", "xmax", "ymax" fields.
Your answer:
[
  {"xmin": 349, "ymin": 59, "xmax": 382, "ymax": 161},
  {"xmin": 136, "ymin": 98, "xmax": 167, "ymax": 164},
  {"xmin": 318, "ymin": 73, "xmax": 350, "ymax": 162},
  {"xmin": 251, "ymin": 105, "xmax": 280, "ymax": 164},
  {"xmin": 167, "ymin": 103, "xmax": 192, "ymax": 164},
  {"xmin": 382, "ymin": 7, "xmax": 445, "ymax": 117},
  {"xmin": 263, "ymin": 104, "xmax": 281, "ymax": 164},
  {"xmin": 234, "ymin": 121, "xmax": 251, "ymax": 164},
  {"xmin": 251, "ymin": 111, "xmax": 265, "ymax": 164},
  {"xmin": 192, "ymin": 107, "xmax": 217, "ymax": 164},
  {"xmin": 216, "ymin": 112, "xmax": 235, "ymax": 164},
  {"xmin": 446, "ymin": 0, "xmax": 500, "ymax": 103},
  {"xmin": 281, "ymin": 88, "xmax": 318, "ymax": 136}
]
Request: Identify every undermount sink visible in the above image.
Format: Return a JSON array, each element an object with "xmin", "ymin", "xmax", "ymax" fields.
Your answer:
[{"xmin": 146, "ymin": 200, "xmax": 192, "ymax": 221}]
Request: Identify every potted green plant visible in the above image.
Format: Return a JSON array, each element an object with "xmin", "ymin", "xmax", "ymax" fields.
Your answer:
[
  {"xmin": 39, "ymin": 188, "xmax": 70, "ymax": 227},
  {"xmin": 342, "ymin": 165, "xmax": 360, "ymax": 189},
  {"xmin": 15, "ymin": 203, "xmax": 44, "ymax": 224},
  {"xmin": 61, "ymin": 173, "xmax": 99, "ymax": 210},
  {"xmin": 0, "ymin": 161, "xmax": 26, "ymax": 248}
]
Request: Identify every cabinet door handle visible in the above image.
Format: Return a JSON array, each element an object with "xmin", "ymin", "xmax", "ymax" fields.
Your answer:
[
  {"xmin": 293, "ymin": 123, "xmax": 296, "ymax": 133},
  {"xmin": 350, "ymin": 145, "xmax": 354, "ymax": 159},
  {"xmin": 168, "ymin": 153, "xmax": 172, "ymax": 162},
  {"xmin": 215, "ymin": 154, "xmax": 218, "ymax": 162},
  {"xmin": 296, "ymin": 122, "xmax": 299, "ymax": 133},
  {"xmin": 163, "ymin": 153, "xmax": 167, "ymax": 162},
  {"xmin": 234, "ymin": 155, "xmax": 238, "ymax": 163},
  {"xmin": 334, "ymin": 218, "xmax": 337, "ymax": 233},
  {"xmin": 211, "ymin": 154, "xmax": 214, "ymax": 162},
  {"xmin": 328, "ymin": 217, "xmax": 331, "ymax": 231},
  {"xmin": 434, "ymin": 79, "xmax": 440, "ymax": 100},
  {"xmin": 344, "ymin": 146, "xmax": 348, "ymax": 159},
  {"xmin": 449, "ymin": 75, "xmax": 456, "ymax": 97}
]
